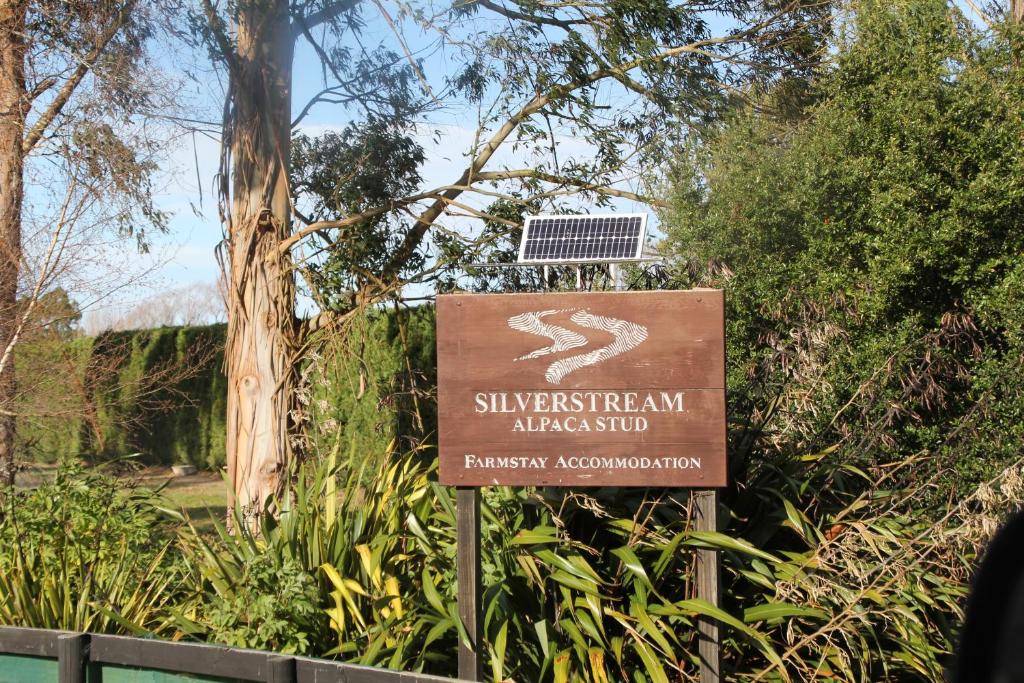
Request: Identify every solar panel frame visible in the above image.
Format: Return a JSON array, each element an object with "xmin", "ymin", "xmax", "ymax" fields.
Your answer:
[{"xmin": 516, "ymin": 213, "xmax": 648, "ymax": 264}]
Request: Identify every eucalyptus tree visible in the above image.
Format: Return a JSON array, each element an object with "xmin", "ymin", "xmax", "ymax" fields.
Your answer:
[
  {"xmin": 0, "ymin": 0, "xmax": 167, "ymax": 485},
  {"xmin": 196, "ymin": 0, "xmax": 831, "ymax": 515}
]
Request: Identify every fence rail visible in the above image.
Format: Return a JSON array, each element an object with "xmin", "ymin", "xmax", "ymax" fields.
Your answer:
[{"xmin": 0, "ymin": 626, "xmax": 468, "ymax": 683}]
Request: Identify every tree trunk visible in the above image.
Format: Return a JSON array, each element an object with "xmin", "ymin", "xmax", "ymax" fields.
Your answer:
[
  {"xmin": 1014, "ymin": 0, "xmax": 1024, "ymax": 24},
  {"xmin": 0, "ymin": 0, "xmax": 26, "ymax": 487},
  {"xmin": 224, "ymin": 0, "xmax": 298, "ymax": 520}
]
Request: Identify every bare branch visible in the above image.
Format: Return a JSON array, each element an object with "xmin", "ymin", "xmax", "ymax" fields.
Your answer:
[
  {"xmin": 28, "ymin": 76, "xmax": 57, "ymax": 102},
  {"xmin": 475, "ymin": 169, "xmax": 668, "ymax": 207},
  {"xmin": 426, "ymin": 194, "xmax": 519, "ymax": 226},
  {"xmin": 0, "ymin": 180, "xmax": 76, "ymax": 377},
  {"xmin": 475, "ymin": 0, "xmax": 587, "ymax": 30},
  {"xmin": 371, "ymin": 0, "xmax": 440, "ymax": 104}
]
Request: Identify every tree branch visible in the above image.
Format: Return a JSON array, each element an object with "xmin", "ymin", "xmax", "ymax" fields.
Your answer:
[
  {"xmin": 22, "ymin": 0, "xmax": 137, "ymax": 153},
  {"xmin": 476, "ymin": 0, "xmax": 587, "ymax": 30},
  {"xmin": 425, "ymin": 194, "xmax": 519, "ymax": 226},
  {"xmin": 475, "ymin": 169, "xmax": 667, "ymax": 207},
  {"xmin": 201, "ymin": 0, "xmax": 242, "ymax": 77},
  {"xmin": 378, "ymin": 26, "xmax": 760, "ymax": 278},
  {"xmin": 371, "ymin": 0, "xmax": 440, "ymax": 104},
  {"xmin": 279, "ymin": 2, "xmax": 798, "ymax": 275},
  {"xmin": 291, "ymin": 0, "xmax": 362, "ymax": 37},
  {"xmin": 28, "ymin": 76, "xmax": 57, "ymax": 102}
]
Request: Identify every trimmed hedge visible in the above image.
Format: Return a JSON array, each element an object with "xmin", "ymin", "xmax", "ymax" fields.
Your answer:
[
  {"xmin": 16, "ymin": 324, "xmax": 227, "ymax": 469},
  {"xmin": 15, "ymin": 308, "xmax": 437, "ymax": 469},
  {"xmin": 83, "ymin": 325, "xmax": 228, "ymax": 469}
]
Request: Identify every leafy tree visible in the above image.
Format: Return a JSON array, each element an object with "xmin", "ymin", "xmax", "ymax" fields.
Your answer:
[
  {"xmin": 0, "ymin": 0, "xmax": 168, "ymax": 485},
  {"xmin": 662, "ymin": 0, "xmax": 1024, "ymax": 495},
  {"xmin": 290, "ymin": 122, "xmax": 425, "ymax": 310},
  {"xmin": 193, "ymin": 0, "xmax": 833, "ymax": 515},
  {"xmin": 19, "ymin": 288, "xmax": 80, "ymax": 338}
]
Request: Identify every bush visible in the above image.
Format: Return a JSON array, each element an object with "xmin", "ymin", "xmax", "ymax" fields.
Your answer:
[
  {"xmin": 169, "ymin": 433, "xmax": 1009, "ymax": 681},
  {"xmin": 661, "ymin": 1, "xmax": 1024, "ymax": 497},
  {"xmin": 0, "ymin": 461, "xmax": 185, "ymax": 634},
  {"xmin": 191, "ymin": 552, "xmax": 322, "ymax": 654},
  {"xmin": 174, "ymin": 439, "xmax": 456, "ymax": 666}
]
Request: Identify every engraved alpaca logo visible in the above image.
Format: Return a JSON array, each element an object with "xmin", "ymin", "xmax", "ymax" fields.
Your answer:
[{"xmin": 507, "ymin": 309, "xmax": 648, "ymax": 385}]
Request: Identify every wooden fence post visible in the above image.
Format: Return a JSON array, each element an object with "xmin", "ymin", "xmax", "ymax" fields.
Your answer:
[
  {"xmin": 267, "ymin": 655, "xmax": 295, "ymax": 683},
  {"xmin": 457, "ymin": 486, "xmax": 483, "ymax": 681},
  {"xmin": 695, "ymin": 489, "xmax": 721, "ymax": 683},
  {"xmin": 58, "ymin": 633, "xmax": 87, "ymax": 683}
]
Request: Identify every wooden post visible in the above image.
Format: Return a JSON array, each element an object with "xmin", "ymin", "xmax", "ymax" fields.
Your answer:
[
  {"xmin": 58, "ymin": 633, "xmax": 87, "ymax": 683},
  {"xmin": 267, "ymin": 655, "xmax": 295, "ymax": 683},
  {"xmin": 457, "ymin": 486, "xmax": 483, "ymax": 681},
  {"xmin": 695, "ymin": 489, "xmax": 721, "ymax": 683}
]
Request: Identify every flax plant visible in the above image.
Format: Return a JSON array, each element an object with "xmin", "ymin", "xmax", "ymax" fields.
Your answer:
[
  {"xmin": 171, "ymin": 428, "xmax": 1014, "ymax": 682},
  {"xmin": 0, "ymin": 461, "xmax": 185, "ymax": 635}
]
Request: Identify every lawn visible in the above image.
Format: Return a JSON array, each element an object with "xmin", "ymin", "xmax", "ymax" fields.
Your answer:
[
  {"xmin": 15, "ymin": 462, "xmax": 227, "ymax": 533},
  {"xmin": 141, "ymin": 470, "xmax": 227, "ymax": 533}
]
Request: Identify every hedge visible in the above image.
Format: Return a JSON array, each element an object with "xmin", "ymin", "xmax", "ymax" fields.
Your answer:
[{"xmin": 14, "ymin": 307, "xmax": 436, "ymax": 469}]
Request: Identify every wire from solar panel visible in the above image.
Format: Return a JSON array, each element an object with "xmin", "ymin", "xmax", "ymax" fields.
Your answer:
[{"xmin": 516, "ymin": 213, "xmax": 648, "ymax": 264}]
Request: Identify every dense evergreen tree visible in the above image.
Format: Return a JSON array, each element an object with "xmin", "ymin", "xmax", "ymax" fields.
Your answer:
[{"xmin": 663, "ymin": 0, "xmax": 1024, "ymax": 494}]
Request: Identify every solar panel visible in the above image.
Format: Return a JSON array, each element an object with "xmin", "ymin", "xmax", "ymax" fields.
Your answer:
[{"xmin": 516, "ymin": 213, "xmax": 648, "ymax": 264}]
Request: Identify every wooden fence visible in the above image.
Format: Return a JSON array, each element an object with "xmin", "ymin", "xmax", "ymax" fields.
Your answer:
[{"xmin": 0, "ymin": 626, "xmax": 469, "ymax": 683}]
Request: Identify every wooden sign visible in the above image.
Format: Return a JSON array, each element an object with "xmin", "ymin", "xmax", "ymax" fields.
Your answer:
[{"xmin": 437, "ymin": 290, "xmax": 726, "ymax": 487}]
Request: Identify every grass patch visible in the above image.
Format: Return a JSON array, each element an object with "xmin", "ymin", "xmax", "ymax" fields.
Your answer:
[
  {"xmin": 148, "ymin": 471, "xmax": 226, "ymax": 534},
  {"xmin": 12, "ymin": 462, "xmax": 227, "ymax": 534}
]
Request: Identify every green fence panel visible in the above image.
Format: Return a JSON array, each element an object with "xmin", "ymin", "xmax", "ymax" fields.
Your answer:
[
  {"xmin": 87, "ymin": 664, "xmax": 246, "ymax": 683},
  {"xmin": 0, "ymin": 657, "xmax": 247, "ymax": 683},
  {"xmin": 0, "ymin": 654, "xmax": 58, "ymax": 683}
]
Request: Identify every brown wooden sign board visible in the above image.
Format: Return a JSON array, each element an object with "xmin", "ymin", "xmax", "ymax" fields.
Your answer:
[{"xmin": 437, "ymin": 290, "xmax": 726, "ymax": 487}]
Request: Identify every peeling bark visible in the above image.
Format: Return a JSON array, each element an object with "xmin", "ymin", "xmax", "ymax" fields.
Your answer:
[{"xmin": 223, "ymin": 0, "xmax": 299, "ymax": 521}]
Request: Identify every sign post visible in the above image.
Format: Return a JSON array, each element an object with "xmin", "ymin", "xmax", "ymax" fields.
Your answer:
[
  {"xmin": 695, "ymin": 489, "xmax": 721, "ymax": 682},
  {"xmin": 456, "ymin": 487, "xmax": 484, "ymax": 680},
  {"xmin": 439, "ymin": 289, "xmax": 727, "ymax": 681}
]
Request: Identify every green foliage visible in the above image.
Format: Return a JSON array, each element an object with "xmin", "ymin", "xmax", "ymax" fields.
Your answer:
[
  {"xmin": 17, "ymin": 310, "xmax": 436, "ymax": 470},
  {"xmin": 24, "ymin": 1, "xmax": 169, "ymax": 243},
  {"xmin": 291, "ymin": 123, "xmax": 426, "ymax": 302},
  {"xmin": 15, "ymin": 334, "xmax": 93, "ymax": 460},
  {"xmin": 84, "ymin": 325, "xmax": 227, "ymax": 468},
  {"xmin": 307, "ymin": 306, "xmax": 437, "ymax": 459},
  {"xmin": 0, "ymin": 439, "xmax": 988, "ymax": 679},
  {"xmin": 15, "ymin": 324, "xmax": 226, "ymax": 469},
  {"xmin": 174, "ymin": 439, "xmax": 455, "ymax": 666},
  {"xmin": 0, "ymin": 460, "xmax": 185, "ymax": 634},
  {"xmin": 188, "ymin": 550, "xmax": 322, "ymax": 655},
  {"xmin": 20, "ymin": 288, "xmax": 81, "ymax": 336},
  {"xmin": 662, "ymin": 1, "xmax": 1024, "ymax": 495},
  {"xmin": 169, "ymin": 432, "xmax": 1002, "ymax": 681},
  {"xmin": 203, "ymin": 0, "xmax": 836, "ymax": 314}
]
